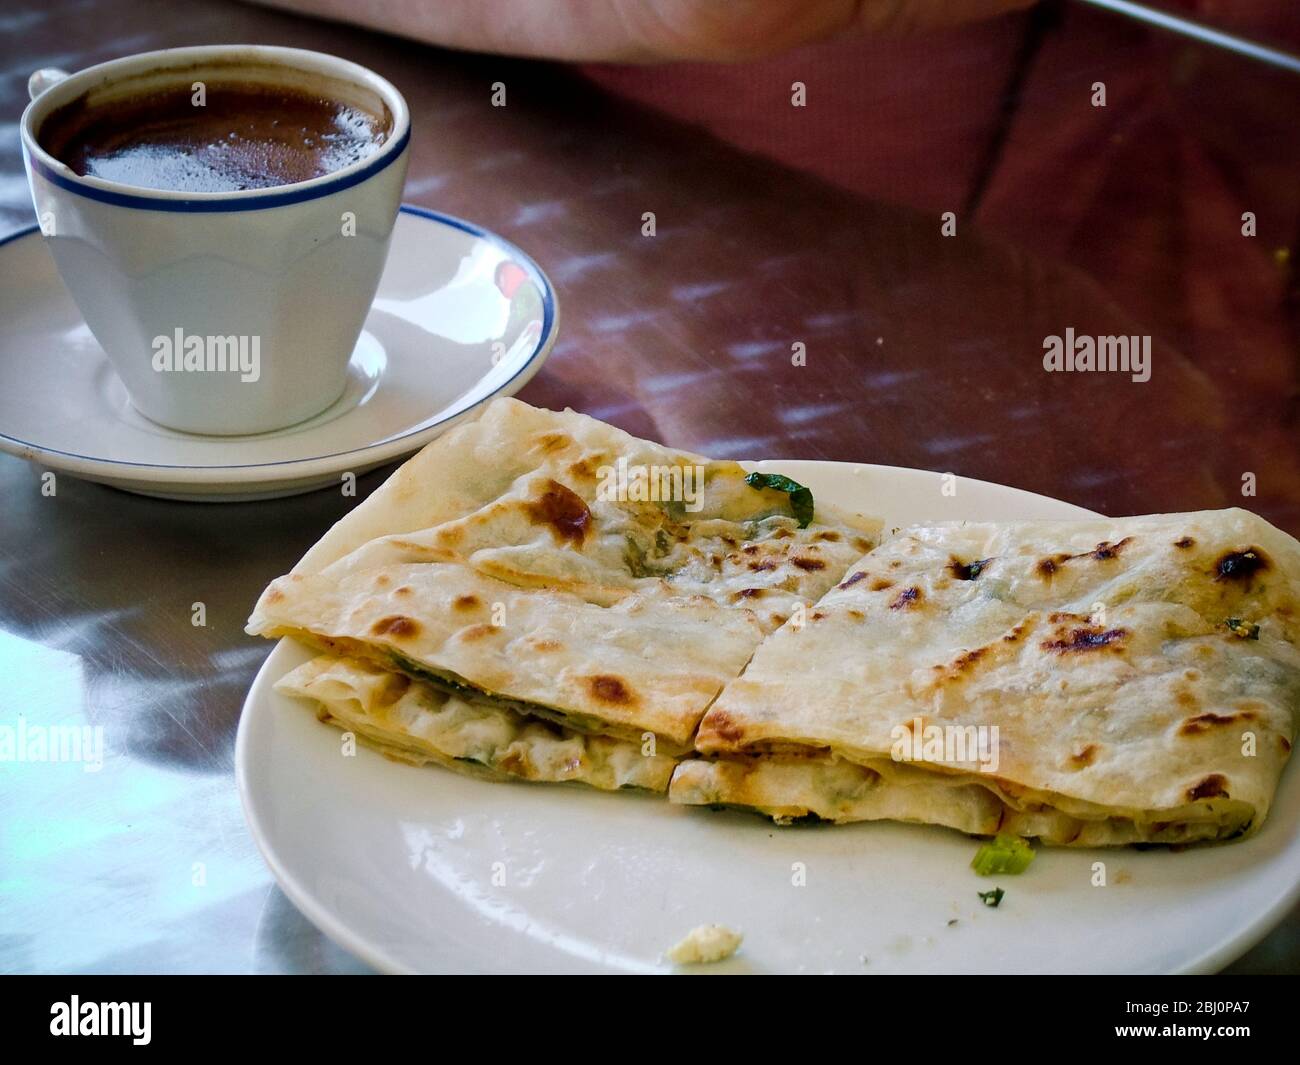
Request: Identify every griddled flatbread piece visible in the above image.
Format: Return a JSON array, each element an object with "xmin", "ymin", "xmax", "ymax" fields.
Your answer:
[
  {"xmin": 340, "ymin": 475, "xmax": 875, "ymax": 614},
  {"xmin": 277, "ymin": 654, "xmax": 676, "ymax": 791},
  {"xmin": 685, "ymin": 509, "xmax": 1300, "ymax": 845},
  {"xmin": 251, "ymin": 562, "xmax": 764, "ymax": 751},
  {"xmin": 290, "ymin": 398, "xmax": 879, "ymax": 625},
  {"xmin": 288, "ymin": 491, "xmax": 873, "ymax": 628},
  {"xmin": 292, "ymin": 398, "xmax": 672, "ymax": 573},
  {"xmin": 293, "ymin": 396, "xmax": 878, "ymax": 579},
  {"xmin": 249, "ymin": 398, "xmax": 882, "ymax": 750}
]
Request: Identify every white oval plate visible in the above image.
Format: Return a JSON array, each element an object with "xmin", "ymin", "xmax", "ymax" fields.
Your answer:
[
  {"xmin": 236, "ymin": 460, "xmax": 1300, "ymax": 973},
  {"xmin": 0, "ymin": 206, "xmax": 558, "ymax": 500}
]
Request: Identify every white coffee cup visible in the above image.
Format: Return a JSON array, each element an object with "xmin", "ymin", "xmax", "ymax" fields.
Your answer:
[{"xmin": 21, "ymin": 45, "xmax": 410, "ymax": 435}]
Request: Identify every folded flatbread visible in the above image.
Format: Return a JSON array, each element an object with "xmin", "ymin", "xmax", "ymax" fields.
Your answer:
[
  {"xmin": 679, "ymin": 509, "xmax": 1300, "ymax": 845},
  {"xmin": 249, "ymin": 398, "xmax": 881, "ymax": 754},
  {"xmin": 290, "ymin": 397, "xmax": 877, "ymax": 583},
  {"xmin": 276, "ymin": 654, "xmax": 677, "ymax": 791}
]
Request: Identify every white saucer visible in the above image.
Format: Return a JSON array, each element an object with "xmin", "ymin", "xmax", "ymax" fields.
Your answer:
[{"xmin": 0, "ymin": 205, "xmax": 559, "ymax": 501}]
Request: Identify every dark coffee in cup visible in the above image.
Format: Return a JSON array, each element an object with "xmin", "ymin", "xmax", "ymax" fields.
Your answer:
[{"xmin": 39, "ymin": 76, "xmax": 392, "ymax": 193}]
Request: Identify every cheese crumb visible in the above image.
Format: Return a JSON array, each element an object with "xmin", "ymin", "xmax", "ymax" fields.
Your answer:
[{"xmin": 666, "ymin": 924, "xmax": 743, "ymax": 965}]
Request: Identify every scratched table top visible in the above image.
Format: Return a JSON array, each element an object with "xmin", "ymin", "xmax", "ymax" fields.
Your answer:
[{"xmin": 1, "ymin": 0, "xmax": 1297, "ymax": 973}]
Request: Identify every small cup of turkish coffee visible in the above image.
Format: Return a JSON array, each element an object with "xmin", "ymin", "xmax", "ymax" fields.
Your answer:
[{"xmin": 21, "ymin": 45, "xmax": 410, "ymax": 435}]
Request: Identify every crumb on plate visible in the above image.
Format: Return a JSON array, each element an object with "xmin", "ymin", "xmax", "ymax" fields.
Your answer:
[{"xmin": 665, "ymin": 924, "xmax": 743, "ymax": 965}]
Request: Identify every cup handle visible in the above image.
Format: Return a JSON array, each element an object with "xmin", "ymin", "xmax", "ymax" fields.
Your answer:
[{"xmin": 28, "ymin": 68, "xmax": 69, "ymax": 101}]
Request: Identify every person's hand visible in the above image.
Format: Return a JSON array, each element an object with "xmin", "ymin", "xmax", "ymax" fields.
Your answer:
[{"xmin": 251, "ymin": 0, "xmax": 1037, "ymax": 62}]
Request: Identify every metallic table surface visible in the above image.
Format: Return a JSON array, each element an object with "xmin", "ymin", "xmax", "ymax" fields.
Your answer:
[{"xmin": 1, "ymin": 0, "xmax": 1297, "ymax": 974}]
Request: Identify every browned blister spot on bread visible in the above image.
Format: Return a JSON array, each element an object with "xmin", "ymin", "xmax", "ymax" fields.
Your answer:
[
  {"xmin": 1037, "ymin": 539, "xmax": 1134, "ymax": 578},
  {"xmin": 1187, "ymin": 774, "xmax": 1230, "ymax": 801},
  {"xmin": 948, "ymin": 557, "xmax": 991, "ymax": 581},
  {"xmin": 791, "ymin": 556, "xmax": 825, "ymax": 571},
  {"xmin": 1040, "ymin": 624, "xmax": 1127, "ymax": 653},
  {"xmin": 587, "ymin": 675, "xmax": 635, "ymax": 705},
  {"xmin": 453, "ymin": 594, "xmax": 480, "ymax": 611},
  {"xmin": 931, "ymin": 646, "xmax": 987, "ymax": 683},
  {"xmin": 1087, "ymin": 537, "xmax": 1133, "ymax": 560},
  {"xmin": 264, "ymin": 587, "xmax": 285, "ymax": 604},
  {"xmin": 1067, "ymin": 744, "xmax": 1098, "ymax": 769},
  {"xmin": 930, "ymin": 618, "xmax": 1034, "ymax": 687},
  {"xmin": 525, "ymin": 480, "xmax": 592, "ymax": 546},
  {"xmin": 1179, "ymin": 710, "xmax": 1257, "ymax": 736},
  {"xmin": 434, "ymin": 524, "xmax": 464, "ymax": 547},
  {"xmin": 371, "ymin": 615, "xmax": 421, "ymax": 639},
  {"xmin": 1036, "ymin": 554, "xmax": 1071, "ymax": 579},
  {"xmin": 838, "ymin": 571, "xmax": 867, "ymax": 590},
  {"xmin": 890, "ymin": 587, "xmax": 922, "ymax": 610},
  {"xmin": 566, "ymin": 455, "xmax": 601, "ymax": 480},
  {"xmin": 458, "ymin": 623, "xmax": 498, "ymax": 642},
  {"xmin": 531, "ymin": 431, "xmax": 571, "ymax": 455},
  {"xmin": 1002, "ymin": 619, "xmax": 1033, "ymax": 644},
  {"xmin": 1214, "ymin": 547, "xmax": 1269, "ymax": 584},
  {"xmin": 704, "ymin": 710, "xmax": 745, "ymax": 743}
]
